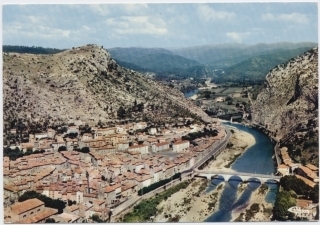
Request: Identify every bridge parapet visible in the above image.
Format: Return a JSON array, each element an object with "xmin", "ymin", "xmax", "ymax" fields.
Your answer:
[{"xmin": 196, "ymin": 171, "xmax": 280, "ymax": 184}]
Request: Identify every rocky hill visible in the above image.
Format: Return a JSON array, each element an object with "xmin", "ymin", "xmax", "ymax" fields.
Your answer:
[
  {"xmin": 250, "ymin": 48, "xmax": 318, "ymax": 165},
  {"xmin": 3, "ymin": 44, "xmax": 211, "ymax": 130}
]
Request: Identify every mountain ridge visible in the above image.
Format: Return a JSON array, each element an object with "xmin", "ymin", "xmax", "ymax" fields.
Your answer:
[
  {"xmin": 3, "ymin": 44, "xmax": 211, "ymax": 130},
  {"xmin": 213, "ymin": 47, "xmax": 315, "ymax": 81},
  {"xmin": 172, "ymin": 42, "xmax": 318, "ymax": 64}
]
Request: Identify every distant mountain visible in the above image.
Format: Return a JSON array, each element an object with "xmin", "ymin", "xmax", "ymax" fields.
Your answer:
[
  {"xmin": 172, "ymin": 42, "xmax": 318, "ymax": 65},
  {"xmin": 155, "ymin": 64, "xmax": 209, "ymax": 81},
  {"xmin": 171, "ymin": 43, "xmax": 248, "ymax": 64},
  {"xmin": 3, "ymin": 45, "xmax": 66, "ymax": 54},
  {"xmin": 245, "ymin": 42, "xmax": 318, "ymax": 54},
  {"xmin": 128, "ymin": 53, "xmax": 200, "ymax": 72},
  {"xmin": 113, "ymin": 58, "xmax": 148, "ymax": 73},
  {"xmin": 109, "ymin": 48, "xmax": 203, "ymax": 79},
  {"xmin": 108, "ymin": 42, "xmax": 318, "ymax": 82},
  {"xmin": 108, "ymin": 47, "xmax": 173, "ymax": 63},
  {"xmin": 213, "ymin": 47, "xmax": 315, "ymax": 82}
]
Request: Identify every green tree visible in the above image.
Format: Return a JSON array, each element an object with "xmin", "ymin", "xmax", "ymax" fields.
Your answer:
[
  {"xmin": 91, "ymin": 214, "xmax": 104, "ymax": 223},
  {"xmin": 25, "ymin": 148, "xmax": 33, "ymax": 155},
  {"xmin": 80, "ymin": 147, "xmax": 90, "ymax": 153},
  {"xmin": 3, "ymin": 147, "xmax": 23, "ymax": 160},
  {"xmin": 310, "ymin": 184, "xmax": 319, "ymax": 203},
  {"xmin": 18, "ymin": 191, "xmax": 66, "ymax": 214},
  {"xmin": 58, "ymin": 146, "xmax": 67, "ymax": 152},
  {"xmin": 300, "ymin": 158, "xmax": 307, "ymax": 166},
  {"xmin": 280, "ymin": 175, "xmax": 312, "ymax": 197},
  {"xmin": 117, "ymin": 106, "xmax": 126, "ymax": 119},
  {"xmin": 272, "ymin": 191, "xmax": 296, "ymax": 221},
  {"xmin": 45, "ymin": 218, "xmax": 56, "ymax": 223}
]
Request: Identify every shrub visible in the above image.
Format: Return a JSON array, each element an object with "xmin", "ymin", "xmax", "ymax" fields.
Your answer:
[{"xmin": 58, "ymin": 146, "xmax": 67, "ymax": 152}]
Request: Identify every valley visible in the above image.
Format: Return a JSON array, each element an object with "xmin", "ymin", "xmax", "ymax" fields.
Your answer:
[
  {"xmin": 3, "ymin": 3, "xmax": 319, "ymax": 224},
  {"xmin": 2, "ymin": 43, "xmax": 319, "ymax": 224}
]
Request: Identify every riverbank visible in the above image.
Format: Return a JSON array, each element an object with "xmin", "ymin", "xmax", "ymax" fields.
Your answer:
[
  {"xmin": 204, "ymin": 126, "xmax": 256, "ymax": 172},
  {"xmin": 189, "ymin": 94, "xmax": 199, "ymax": 100},
  {"xmin": 231, "ymin": 184, "xmax": 273, "ymax": 222},
  {"xmin": 153, "ymin": 179, "xmax": 225, "ymax": 222}
]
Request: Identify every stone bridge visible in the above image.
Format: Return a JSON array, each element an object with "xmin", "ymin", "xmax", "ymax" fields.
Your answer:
[
  {"xmin": 217, "ymin": 112, "xmax": 243, "ymax": 122},
  {"xmin": 194, "ymin": 170, "xmax": 281, "ymax": 184}
]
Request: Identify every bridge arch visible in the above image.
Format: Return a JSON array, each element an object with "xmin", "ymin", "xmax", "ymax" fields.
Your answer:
[
  {"xmin": 210, "ymin": 174, "xmax": 225, "ymax": 181},
  {"xmin": 265, "ymin": 179, "xmax": 279, "ymax": 184},
  {"xmin": 227, "ymin": 175, "xmax": 243, "ymax": 183},
  {"xmin": 247, "ymin": 177, "xmax": 263, "ymax": 184}
]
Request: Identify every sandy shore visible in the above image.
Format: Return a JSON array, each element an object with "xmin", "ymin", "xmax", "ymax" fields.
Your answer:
[
  {"xmin": 189, "ymin": 94, "xmax": 199, "ymax": 100},
  {"xmin": 204, "ymin": 126, "xmax": 256, "ymax": 172},
  {"xmin": 153, "ymin": 179, "xmax": 225, "ymax": 222},
  {"xmin": 231, "ymin": 186, "xmax": 273, "ymax": 222}
]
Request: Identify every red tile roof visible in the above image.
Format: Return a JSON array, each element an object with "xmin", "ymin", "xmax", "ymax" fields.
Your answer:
[{"xmin": 11, "ymin": 198, "xmax": 44, "ymax": 215}]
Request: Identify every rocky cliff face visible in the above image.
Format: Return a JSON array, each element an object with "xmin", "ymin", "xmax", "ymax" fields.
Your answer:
[
  {"xmin": 250, "ymin": 48, "xmax": 318, "ymax": 165},
  {"xmin": 3, "ymin": 44, "xmax": 211, "ymax": 129}
]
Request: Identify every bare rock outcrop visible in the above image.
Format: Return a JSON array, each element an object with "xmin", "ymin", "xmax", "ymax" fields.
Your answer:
[{"xmin": 250, "ymin": 47, "xmax": 318, "ymax": 165}]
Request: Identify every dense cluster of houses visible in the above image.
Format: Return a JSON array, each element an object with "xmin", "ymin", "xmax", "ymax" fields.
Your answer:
[
  {"xmin": 4, "ymin": 120, "xmax": 226, "ymax": 223},
  {"xmin": 276, "ymin": 147, "xmax": 319, "ymax": 220},
  {"xmin": 277, "ymin": 147, "xmax": 319, "ymax": 187}
]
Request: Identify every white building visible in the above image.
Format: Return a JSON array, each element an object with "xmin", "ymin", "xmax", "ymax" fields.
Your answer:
[
  {"xmin": 35, "ymin": 133, "xmax": 48, "ymax": 140},
  {"xmin": 288, "ymin": 199, "xmax": 318, "ymax": 220},
  {"xmin": 288, "ymin": 206, "xmax": 317, "ymax": 220},
  {"xmin": 173, "ymin": 140, "xmax": 190, "ymax": 152},
  {"xmin": 148, "ymin": 128, "xmax": 157, "ymax": 135},
  {"xmin": 277, "ymin": 164, "xmax": 290, "ymax": 176},
  {"xmin": 67, "ymin": 126, "xmax": 79, "ymax": 134},
  {"xmin": 117, "ymin": 142, "xmax": 129, "ymax": 151},
  {"xmin": 152, "ymin": 142, "xmax": 170, "ymax": 152},
  {"xmin": 129, "ymin": 144, "xmax": 149, "ymax": 154}
]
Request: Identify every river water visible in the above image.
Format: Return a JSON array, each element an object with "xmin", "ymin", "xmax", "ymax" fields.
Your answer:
[
  {"xmin": 204, "ymin": 122, "xmax": 278, "ymax": 222},
  {"xmin": 184, "ymin": 89, "xmax": 199, "ymax": 98}
]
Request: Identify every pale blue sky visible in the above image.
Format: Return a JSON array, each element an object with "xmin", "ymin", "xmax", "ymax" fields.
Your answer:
[{"xmin": 2, "ymin": 3, "xmax": 318, "ymax": 49}]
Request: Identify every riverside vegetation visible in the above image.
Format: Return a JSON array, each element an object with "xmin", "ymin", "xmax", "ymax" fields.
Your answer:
[{"xmin": 120, "ymin": 181, "xmax": 190, "ymax": 222}]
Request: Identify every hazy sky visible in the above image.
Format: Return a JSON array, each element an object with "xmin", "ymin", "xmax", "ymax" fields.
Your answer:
[{"xmin": 2, "ymin": 3, "xmax": 318, "ymax": 49}]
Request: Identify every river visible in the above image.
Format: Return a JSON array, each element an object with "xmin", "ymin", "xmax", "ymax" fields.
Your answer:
[
  {"xmin": 204, "ymin": 122, "xmax": 278, "ymax": 222},
  {"xmin": 184, "ymin": 89, "xmax": 199, "ymax": 98}
]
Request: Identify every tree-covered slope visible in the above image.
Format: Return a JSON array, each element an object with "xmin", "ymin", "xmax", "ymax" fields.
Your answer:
[
  {"xmin": 108, "ymin": 47, "xmax": 173, "ymax": 63},
  {"xmin": 215, "ymin": 47, "xmax": 315, "ymax": 82},
  {"xmin": 3, "ymin": 45, "xmax": 66, "ymax": 54},
  {"xmin": 129, "ymin": 53, "xmax": 201, "ymax": 72}
]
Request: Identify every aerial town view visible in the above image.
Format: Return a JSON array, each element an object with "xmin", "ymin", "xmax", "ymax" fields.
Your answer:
[{"xmin": 2, "ymin": 2, "xmax": 319, "ymax": 223}]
